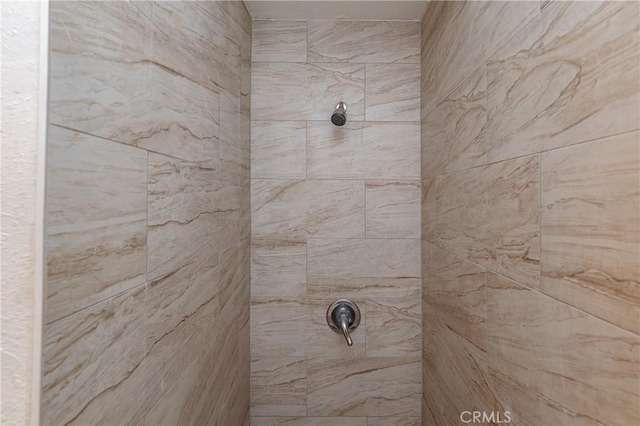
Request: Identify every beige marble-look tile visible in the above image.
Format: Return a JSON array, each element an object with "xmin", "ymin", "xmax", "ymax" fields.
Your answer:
[
  {"xmin": 420, "ymin": 0, "xmax": 450, "ymax": 119},
  {"xmin": 251, "ymin": 179, "xmax": 364, "ymax": 239},
  {"xmin": 421, "ymin": 178, "xmax": 436, "ymax": 241},
  {"xmin": 45, "ymin": 126, "xmax": 147, "ymax": 324},
  {"xmin": 307, "ymin": 357, "xmax": 421, "ymax": 416},
  {"xmin": 487, "ymin": 273, "xmax": 640, "ymax": 426},
  {"xmin": 252, "ymin": 121, "xmax": 306, "ymax": 179},
  {"xmin": 366, "ymin": 298, "xmax": 421, "ymax": 357},
  {"xmin": 365, "ymin": 64, "xmax": 420, "ymax": 122},
  {"xmin": 422, "ymin": 1, "xmax": 538, "ymax": 115},
  {"xmin": 486, "ymin": 1, "xmax": 640, "ymax": 162},
  {"xmin": 367, "ymin": 418, "xmax": 421, "ymax": 426},
  {"xmin": 308, "ymin": 21, "xmax": 420, "ymax": 64},
  {"xmin": 147, "ymin": 154, "xmax": 240, "ymax": 280},
  {"xmin": 422, "ymin": 65, "xmax": 486, "ymax": 179},
  {"xmin": 252, "ymin": 62, "xmax": 365, "ymax": 121},
  {"xmin": 541, "ymin": 131, "xmax": 640, "ymax": 334},
  {"xmin": 307, "ymin": 278, "xmax": 420, "ymax": 301},
  {"xmin": 251, "ymin": 298, "xmax": 309, "ymax": 357},
  {"xmin": 366, "ymin": 181, "xmax": 420, "ymax": 239},
  {"xmin": 251, "ymin": 357, "xmax": 307, "ymax": 417},
  {"xmin": 221, "ymin": 88, "xmax": 249, "ymax": 176},
  {"xmin": 252, "ymin": 20, "xmax": 307, "ymax": 62},
  {"xmin": 433, "ymin": 155, "xmax": 540, "ymax": 289},
  {"xmin": 307, "ymin": 122, "xmax": 420, "ymax": 179},
  {"xmin": 219, "ymin": 239, "xmax": 251, "ymax": 328},
  {"xmin": 251, "ymin": 418, "xmax": 367, "ymax": 426},
  {"xmin": 307, "ymin": 239, "xmax": 421, "ymax": 280},
  {"xmin": 151, "ymin": 1, "xmax": 240, "ymax": 95},
  {"xmin": 251, "ymin": 239, "xmax": 307, "ymax": 297},
  {"xmin": 42, "ymin": 256, "xmax": 219, "ymax": 425}
]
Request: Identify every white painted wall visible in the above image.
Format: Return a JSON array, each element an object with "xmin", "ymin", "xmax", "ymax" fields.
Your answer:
[{"xmin": 1, "ymin": 1, "xmax": 47, "ymax": 424}]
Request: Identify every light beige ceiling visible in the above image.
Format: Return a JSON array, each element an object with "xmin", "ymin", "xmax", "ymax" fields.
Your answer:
[{"xmin": 244, "ymin": 0, "xmax": 428, "ymax": 21}]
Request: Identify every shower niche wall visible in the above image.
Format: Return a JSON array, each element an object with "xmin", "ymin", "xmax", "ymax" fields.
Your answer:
[{"xmin": 250, "ymin": 19, "xmax": 422, "ymax": 425}]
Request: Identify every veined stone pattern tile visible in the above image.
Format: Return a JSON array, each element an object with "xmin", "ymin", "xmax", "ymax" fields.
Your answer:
[
  {"xmin": 367, "ymin": 418, "xmax": 421, "ymax": 426},
  {"xmin": 366, "ymin": 298, "xmax": 421, "ymax": 357},
  {"xmin": 251, "ymin": 179, "xmax": 364, "ymax": 239},
  {"xmin": 251, "ymin": 298, "xmax": 309, "ymax": 357},
  {"xmin": 147, "ymin": 153, "xmax": 240, "ymax": 280},
  {"xmin": 433, "ymin": 155, "xmax": 540, "ymax": 289},
  {"xmin": 251, "ymin": 418, "xmax": 367, "ymax": 426},
  {"xmin": 422, "ymin": 1, "xmax": 538, "ymax": 116},
  {"xmin": 541, "ymin": 131, "xmax": 640, "ymax": 334},
  {"xmin": 366, "ymin": 64, "xmax": 420, "ymax": 122},
  {"xmin": 308, "ymin": 21, "xmax": 420, "ymax": 64},
  {"xmin": 251, "ymin": 239, "xmax": 307, "ymax": 297},
  {"xmin": 422, "ymin": 65, "xmax": 486, "ymax": 179},
  {"xmin": 487, "ymin": 1, "xmax": 640, "ymax": 163},
  {"xmin": 307, "ymin": 278, "xmax": 420, "ymax": 301},
  {"xmin": 151, "ymin": 0, "xmax": 241, "ymax": 95},
  {"xmin": 307, "ymin": 122, "xmax": 420, "ymax": 180},
  {"xmin": 307, "ymin": 239, "xmax": 421, "ymax": 280},
  {"xmin": 252, "ymin": 62, "xmax": 365, "ymax": 121},
  {"xmin": 251, "ymin": 357, "xmax": 307, "ymax": 417},
  {"xmin": 252, "ymin": 121, "xmax": 306, "ymax": 179},
  {"xmin": 366, "ymin": 180, "xmax": 421, "ymax": 239},
  {"xmin": 421, "ymin": 178, "xmax": 436, "ymax": 241},
  {"xmin": 252, "ymin": 20, "xmax": 307, "ymax": 62},
  {"xmin": 487, "ymin": 273, "xmax": 640, "ymax": 426},
  {"xmin": 45, "ymin": 126, "xmax": 147, "ymax": 324},
  {"xmin": 50, "ymin": 3, "xmax": 221, "ymax": 167},
  {"xmin": 221, "ymin": 88, "xmax": 250, "ymax": 176},
  {"xmin": 307, "ymin": 357, "xmax": 421, "ymax": 417},
  {"xmin": 42, "ymin": 257, "xmax": 218, "ymax": 425}
]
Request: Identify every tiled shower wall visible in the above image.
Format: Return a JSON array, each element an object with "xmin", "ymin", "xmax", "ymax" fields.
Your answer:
[
  {"xmin": 421, "ymin": 1, "xmax": 639, "ymax": 425},
  {"xmin": 250, "ymin": 20, "xmax": 422, "ymax": 424},
  {"xmin": 42, "ymin": 2, "xmax": 251, "ymax": 424}
]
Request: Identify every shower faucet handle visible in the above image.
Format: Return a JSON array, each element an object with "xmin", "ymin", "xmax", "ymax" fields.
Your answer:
[{"xmin": 326, "ymin": 299, "xmax": 361, "ymax": 347}]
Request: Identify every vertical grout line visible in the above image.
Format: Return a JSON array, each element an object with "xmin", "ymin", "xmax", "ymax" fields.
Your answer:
[{"xmin": 538, "ymin": 152, "xmax": 543, "ymax": 292}]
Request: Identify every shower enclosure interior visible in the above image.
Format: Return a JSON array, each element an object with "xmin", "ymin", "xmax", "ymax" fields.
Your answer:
[{"xmin": 37, "ymin": 1, "xmax": 640, "ymax": 425}]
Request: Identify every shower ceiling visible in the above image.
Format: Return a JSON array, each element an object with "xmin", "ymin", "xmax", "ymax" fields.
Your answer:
[{"xmin": 244, "ymin": 0, "xmax": 428, "ymax": 20}]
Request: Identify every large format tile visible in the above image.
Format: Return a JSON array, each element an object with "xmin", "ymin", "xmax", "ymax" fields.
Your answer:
[
  {"xmin": 368, "ymin": 418, "xmax": 421, "ymax": 426},
  {"xmin": 307, "ymin": 239, "xmax": 420, "ymax": 280},
  {"xmin": 45, "ymin": 126, "xmax": 147, "ymax": 323},
  {"xmin": 422, "ymin": 65, "xmax": 486, "ymax": 179},
  {"xmin": 252, "ymin": 62, "xmax": 365, "ymax": 121},
  {"xmin": 307, "ymin": 358, "xmax": 421, "ymax": 416},
  {"xmin": 251, "ymin": 357, "xmax": 307, "ymax": 417},
  {"xmin": 307, "ymin": 122, "xmax": 420, "ymax": 179},
  {"xmin": 433, "ymin": 155, "xmax": 540, "ymax": 289},
  {"xmin": 487, "ymin": 1, "xmax": 640, "ymax": 162},
  {"xmin": 251, "ymin": 299, "xmax": 309, "ymax": 357},
  {"xmin": 366, "ymin": 64, "xmax": 420, "ymax": 122},
  {"xmin": 42, "ymin": 257, "xmax": 218, "ymax": 425},
  {"xmin": 251, "ymin": 239, "xmax": 307, "ymax": 297},
  {"xmin": 252, "ymin": 121, "xmax": 306, "ymax": 179},
  {"xmin": 307, "ymin": 278, "xmax": 420, "ymax": 301},
  {"xmin": 252, "ymin": 418, "xmax": 367, "ymax": 426},
  {"xmin": 308, "ymin": 21, "xmax": 420, "ymax": 64},
  {"xmin": 221, "ymin": 88, "xmax": 249, "ymax": 176},
  {"xmin": 488, "ymin": 273, "xmax": 640, "ymax": 426},
  {"xmin": 147, "ymin": 153, "xmax": 240, "ymax": 280},
  {"xmin": 366, "ymin": 298, "xmax": 421, "ymax": 357},
  {"xmin": 252, "ymin": 20, "xmax": 307, "ymax": 62},
  {"xmin": 365, "ymin": 181, "xmax": 420, "ymax": 239},
  {"xmin": 252, "ymin": 179, "xmax": 364, "ymax": 239},
  {"xmin": 541, "ymin": 131, "xmax": 640, "ymax": 334}
]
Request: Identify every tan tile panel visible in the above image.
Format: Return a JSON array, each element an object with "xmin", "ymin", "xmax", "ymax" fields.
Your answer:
[
  {"xmin": 252, "ymin": 240, "xmax": 307, "ymax": 298},
  {"xmin": 487, "ymin": 1, "xmax": 640, "ymax": 162},
  {"xmin": 307, "ymin": 122, "xmax": 420, "ymax": 180},
  {"xmin": 366, "ymin": 298, "xmax": 421, "ymax": 357},
  {"xmin": 366, "ymin": 64, "xmax": 420, "ymax": 122},
  {"xmin": 252, "ymin": 62, "xmax": 365, "ymax": 121},
  {"xmin": 308, "ymin": 21, "xmax": 420, "ymax": 64},
  {"xmin": 251, "ymin": 357, "xmax": 307, "ymax": 417},
  {"xmin": 541, "ymin": 131, "xmax": 640, "ymax": 334},
  {"xmin": 367, "ymin": 417, "xmax": 421, "ymax": 426},
  {"xmin": 251, "ymin": 179, "xmax": 365, "ymax": 239},
  {"xmin": 252, "ymin": 20, "xmax": 307, "ymax": 62},
  {"xmin": 307, "ymin": 278, "xmax": 420, "ymax": 301},
  {"xmin": 366, "ymin": 181, "xmax": 421, "ymax": 239},
  {"xmin": 221, "ymin": 88, "xmax": 250, "ymax": 176},
  {"xmin": 307, "ymin": 357, "xmax": 421, "ymax": 417},
  {"xmin": 252, "ymin": 121, "xmax": 306, "ymax": 179},
  {"xmin": 251, "ymin": 418, "xmax": 367, "ymax": 426},
  {"xmin": 45, "ymin": 126, "xmax": 147, "ymax": 324},
  {"xmin": 487, "ymin": 273, "xmax": 640, "ymax": 426}
]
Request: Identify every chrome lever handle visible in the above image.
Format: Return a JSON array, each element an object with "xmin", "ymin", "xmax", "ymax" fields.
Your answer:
[
  {"xmin": 327, "ymin": 299, "xmax": 361, "ymax": 347},
  {"xmin": 338, "ymin": 314, "xmax": 353, "ymax": 346}
]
